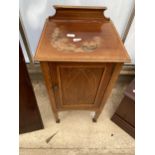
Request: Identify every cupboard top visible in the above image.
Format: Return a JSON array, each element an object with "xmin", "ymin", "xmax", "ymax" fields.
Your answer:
[{"xmin": 34, "ymin": 6, "xmax": 130, "ymax": 63}]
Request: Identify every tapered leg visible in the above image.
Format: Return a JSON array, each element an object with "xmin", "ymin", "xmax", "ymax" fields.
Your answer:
[
  {"xmin": 53, "ymin": 111, "xmax": 60, "ymax": 123},
  {"xmin": 40, "ymin": 62, "xmax": 61, "ymax": 123},
  {"xmin": 92, "ymin": 111, "xmax": 101, "ymax": 122}
]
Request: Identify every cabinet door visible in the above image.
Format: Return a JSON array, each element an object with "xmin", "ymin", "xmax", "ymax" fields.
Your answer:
[{"xmin": 49, "ymin": 63, "xmax": 113, "ymax": 110}]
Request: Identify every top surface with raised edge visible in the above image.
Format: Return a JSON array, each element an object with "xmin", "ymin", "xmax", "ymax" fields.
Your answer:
[{"xmin": 34, "ymin": 6, "xmax": 130, "ymax": 63}]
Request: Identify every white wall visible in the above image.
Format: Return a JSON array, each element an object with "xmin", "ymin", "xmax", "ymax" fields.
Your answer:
[
  {"xmin": 19, "ymin": 0, "xmax": 134, "ymax": 62},
  {"xmin": 125, "ymin": 18, "xmax": 135, "ymax": 64}
]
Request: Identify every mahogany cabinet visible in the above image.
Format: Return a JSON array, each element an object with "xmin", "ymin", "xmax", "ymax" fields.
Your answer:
[
  {"xmin": 112, "ymin": 79, "xmax": 135, "ymax": 138},
  {"xmin": 19, "ymin": 43, "xmax": 43, "ymax": 133},
  {"xmin": 34, "ymin": 6, "xmax": 130, "ymax": 123}
]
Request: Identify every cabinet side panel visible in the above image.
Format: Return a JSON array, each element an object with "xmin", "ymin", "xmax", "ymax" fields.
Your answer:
[
  {"xmin": 40, "ymin": 62, "xmax": 59, "ymax": 121},
  {"xmin": 93, "ymin": 63, "xmax": 123, "ymax": 120}
]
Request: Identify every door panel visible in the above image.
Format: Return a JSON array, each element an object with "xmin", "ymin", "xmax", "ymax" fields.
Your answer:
[
  {"xmin": 49, "ymin": 63, "xmax": 113, "ymax": 110},
  {"xmin": 58, "ymin": 66, "xmax": 103, "ymax": 106}
]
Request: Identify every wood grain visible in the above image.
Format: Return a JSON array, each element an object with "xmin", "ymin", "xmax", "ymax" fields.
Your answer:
[
  {"xmin": 48, "ymin": 63, "xmax": 113, "ymax": 112},
  {"xmin": 34, "ymin": 6, "xmax": 131, "ymax": 122},
  {"xmin": 93, "ymin": 63, "xmax": 123, "ymax": 121},
  {"xmin": 40, "ymin": 62, "xmax": 60, "ymax": 122},
  {"xmin": 50, "ymin": 5, "xmax": 109, "ymax": 20},
  {"xmin": 19, "ymin": 43, "xmax": 43, "ymax": 133},
  {"xmin": 34, "ymin": 6, "xmax": 130, "ymax": 63},
  {"xmin": 111, "ymin": 79, "xmax": 135, "ymax": 138}
]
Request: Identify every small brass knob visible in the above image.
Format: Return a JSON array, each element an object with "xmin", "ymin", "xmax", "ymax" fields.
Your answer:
[{"xmin": 52, "ymin": 85, "xmax": 58, "ymax": 91}]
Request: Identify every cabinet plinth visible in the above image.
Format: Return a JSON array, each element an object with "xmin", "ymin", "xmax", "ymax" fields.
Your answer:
[{"xmin": 34, "ymin": 6, "xmax": 130, "ymax": 122}]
